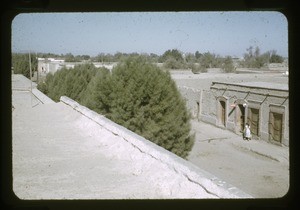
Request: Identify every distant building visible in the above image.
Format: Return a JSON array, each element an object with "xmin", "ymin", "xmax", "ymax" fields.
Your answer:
[
  {"xmin": 37, "ymin": 58, "xmax": 117, "ymax": 75},
  {"xmin": 38, "ymin": 58, "xmax": 65, "ymax": 75}
]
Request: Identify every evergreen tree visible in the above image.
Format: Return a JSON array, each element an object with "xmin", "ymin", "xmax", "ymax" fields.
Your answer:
[
  {"xmin": 12, "ymin": 53, "xmax": 37, "ymax": 78},
  {"xmin": 83, "ymin": 57, "xmax": 194, "ymax": 158},
  {"xmin": 38, "ymin": 64, "xmax": 103, "ymax": 102},
  {"xmin": 37, "ymin": 72, "xmax": 53, "ymax": 95}
]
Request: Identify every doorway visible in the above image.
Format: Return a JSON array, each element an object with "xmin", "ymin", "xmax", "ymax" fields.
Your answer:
[
  {"xmin": 219, "ymin": 100, "xmax": 226, "ymax": 126},
  {"xmin": 237, "ymin": 104, "xmax": 245, "ymax": 132},
  {"xmin": 269, "ymin": 112, "xmax": 283, "ymax": 143},
  {"xmin": 248, "ymin": 108, "xmax": 259, "ymax": 138}
]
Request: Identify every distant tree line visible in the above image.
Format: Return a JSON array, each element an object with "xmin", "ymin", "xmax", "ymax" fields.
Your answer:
[
  {"xmin": 92, "ymin": 49, "xmax": 236, "ymax": 73},
  {"xmin": 240, "ymin": 46, "xmax": 284, "ymax": 68},
  {"xmin": 38, "ymin": 57, "xmax": 195, "ymax": 159},
  {"xmin": 31, "ymin": 47, "xmax": 285, "ymax": 68},
  {"xmin": 12, "ymin": 46, "xmax": 285, "ymax": 79}
]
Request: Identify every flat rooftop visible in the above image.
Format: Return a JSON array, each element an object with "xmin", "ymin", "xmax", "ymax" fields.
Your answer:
[
  {"xmin": 12, "ymin": 74, "xmax": 250, "ymax": 199},
  {"xmin": 233, "ymin": 82, "xmax": 288, "ymax": 91},
  {"xmin": 212, "ymin": 81, "xmax": 288, "ymax": 91}
]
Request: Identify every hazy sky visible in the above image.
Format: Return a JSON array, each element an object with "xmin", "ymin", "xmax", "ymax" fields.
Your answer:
[{"xmin": 12, "ymin": 12, "xmax": 288, "ymax": 57}]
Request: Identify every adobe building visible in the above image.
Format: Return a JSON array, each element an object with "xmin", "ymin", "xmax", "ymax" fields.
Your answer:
[{"xmin": 179, "ymin": 81, "xmax": 289, "ymax": 146}]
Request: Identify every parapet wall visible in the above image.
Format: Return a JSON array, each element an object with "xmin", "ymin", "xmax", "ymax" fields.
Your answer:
[
  {"xmin": 60, "ymin": 96, "xmax": 252, "ymax": 198},
  {"xmin": 32, "ymin": 88, "xmax": 55, "ymax": 104}
]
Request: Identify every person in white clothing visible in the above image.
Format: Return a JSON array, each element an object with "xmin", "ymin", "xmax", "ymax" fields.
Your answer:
[{"xmin": 244, "ymin": 123, "xmax": 251, "ymax": 141}]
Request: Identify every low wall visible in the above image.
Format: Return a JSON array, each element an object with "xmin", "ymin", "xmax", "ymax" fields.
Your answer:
[
  {"xmin": 60, "ymin": 96, "xmax": 252, "ymax": 198},
  {"xmin": 178, "ymin": 86, "xmax": 201, "ymax": 119},
  {"xmin": 32, "ymin": 88, "xmax": 55, "ymax": 104}
]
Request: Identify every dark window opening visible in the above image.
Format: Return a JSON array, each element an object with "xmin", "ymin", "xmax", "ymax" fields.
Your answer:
[{"xmin": 219, "ymin": 100, "xmax": 226, "ymax": 126}]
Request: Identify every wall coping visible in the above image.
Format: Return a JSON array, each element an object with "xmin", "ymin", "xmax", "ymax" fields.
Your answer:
[{"xmin": 60, "ymin": 96, "xmax": 252, "ymax": 198}]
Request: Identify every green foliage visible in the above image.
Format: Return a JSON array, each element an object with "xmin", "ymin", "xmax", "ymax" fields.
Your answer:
[
  {"xmin": 64, "ymin": 53, "xmax": 77, "ymax": 62},
  {"xmin": 160, "ymin": 49, "xmax": 184, "ymax": 63},
  {"xmin": 222, "ymin": 56, "xmax": 235, "ymax": 73},
  {"xmin": 160, "ymin": 49, "xmax": 186, "ymax": 69},
  {"xmin": 242, "ymin": 46, "xmax": 265, "ymax": 68},
  {"xmin": 92, "ymin": 52, "xmax": 161, "ymax": 63},
  {"xmin": 163, "ymin": 57, "xmax": 184, "ymax": 69},
  {"xmin": 12, "ymin": 53, "xmax": 37, "ymax": 78},
  {"xmin": 269, "ymin": 52, "xmax": 284, "ymax": 63},
  {"xmin": 198, "ymin": 52, "xmax": 223, "ymax": 69},
  {"xmin": 185, "ymin": 53, "xmax": 197, "ymax": 64},
  {"xmin": 195, "ymin": 51, "xmax": 202, "ymax": 60},
  {"xmin": 199, "ymin": 52, "xmax": 214, "ymax": 68},
  {"xmin": 93, "ymin": 53, "xmax": 115, "ymax": 63},
  {"xmin": 38, "ymin": 64, "xmax": 104, "ymax": 102},
  {"xmin": 83, "ymin": 57, "xmax": 194, "ymax": 158},
  {"xmin": 37, "ymin": 73, "xmax": 53, "ymax": 95},
  {"xmin": 63, "ymin": 53, "xmax": 90, "ymax": 62},
  {"xmin": 242, "ymin": 46, "xmax": 284, "ymax": 68}
]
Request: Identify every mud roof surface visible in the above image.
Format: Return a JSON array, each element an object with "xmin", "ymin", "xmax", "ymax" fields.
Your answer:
[
  {"xmin": 12, "ymin": 74, "xmax": 251, "ymax": 199},
  {"xmin": 212, "ymin": 81, "xmax": 288, "ymax": 91}
]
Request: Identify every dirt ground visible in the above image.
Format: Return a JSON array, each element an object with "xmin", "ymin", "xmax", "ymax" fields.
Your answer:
[
  {"xmin": 171, "ymin": 68, "xmax": 288, "ymax": 90},
  {"xmin": 188, "ymin": 119, "xmax": 289, "ymax": 198},
  {"xmin": 171, "ymin": 70, "xmax": 289, "ymax": 198}
]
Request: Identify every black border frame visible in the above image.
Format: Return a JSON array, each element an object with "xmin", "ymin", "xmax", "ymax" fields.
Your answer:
[{"xmin": 1, "ymin": 1, "xmax": 298, "ymax": 210}]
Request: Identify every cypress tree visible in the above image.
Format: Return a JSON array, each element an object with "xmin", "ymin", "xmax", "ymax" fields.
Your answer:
[
  {"xmin": 39, "ymin": 64, "xmax": 102, "ymax": 102},
  {"xmin": 83, "ymin": 57, "xmax": 194, "ymax": 158},
  {"xmin": 12, "ymin": 53, "xmax": 38, "ymax": 78}
]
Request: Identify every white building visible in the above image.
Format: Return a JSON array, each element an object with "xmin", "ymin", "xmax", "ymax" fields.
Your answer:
[
  {"xmin": 38, "ymin": 58, "xmax": 65, "ymax": 75},
  {"xmin": 38, "ymin": 58, "xmax": 117, "ymax": 76}
]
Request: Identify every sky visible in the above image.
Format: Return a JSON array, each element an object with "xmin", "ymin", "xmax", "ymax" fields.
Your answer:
[{"xmin": 12, "ymin": 12, "xmax": 288, "ymax": 58}]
